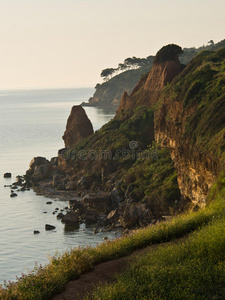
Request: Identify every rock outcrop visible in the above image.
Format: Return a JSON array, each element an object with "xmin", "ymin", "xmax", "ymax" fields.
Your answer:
[
  {"xmin": 116, "ymin": 57, "xmax": 181, "ymax": 119},
  {"xmin": 26, "ymin": 157, "xmax": 52, "ymax": 182},
  {"xmin": 61, "ymin": 212, "xmax": 79, "ymax": 229},
  {"xmin": 62, "ymin": 105, "xmax": 94, "ymax": 148},
  {"xmin": 116, "ymin": 91, "xmax": 133, "ymax": 114},
  {"xmin": 143, "ymin": 59, "xmax": 181, "ymax": 102}
]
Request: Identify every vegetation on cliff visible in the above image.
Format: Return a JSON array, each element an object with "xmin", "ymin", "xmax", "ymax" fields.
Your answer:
[
  {"xmin": 176, "ymin": 49, "xmax": 225, "ymax": 156},
  {"xmin": 86, "ymin": 65, "xmax": 152, "ymax": 106},
  {"xmin": 85, "ymin": 39, "xmax": 225, "ymax": 107},
  {"xmin": 62, "ymin": 103, "xmax": 182, "ymax": 221},
  {"xmin": 155, "ymin": 47, "xmax": 225, "ymax": 206},
  {"xmin": 63, "ymin": 45, "xmax": 225, "ymax": 220}
]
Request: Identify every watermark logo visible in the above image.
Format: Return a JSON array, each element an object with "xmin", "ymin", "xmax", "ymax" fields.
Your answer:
[
  {"xmin": 60, "ymin": 141, "xmax": 159, "ymax": 161},
  {"xmin": 129, "ymin": 141, "xmax": 138, "ymax": 149}
]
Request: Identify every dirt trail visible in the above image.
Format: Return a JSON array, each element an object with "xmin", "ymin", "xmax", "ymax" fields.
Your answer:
[{"xmin": 52, "ymin": 245, "xmax": 159, "ymax": 300}]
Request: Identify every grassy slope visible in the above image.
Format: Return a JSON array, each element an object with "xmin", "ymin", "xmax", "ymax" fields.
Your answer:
[
  {"xmin": 87, "ymin": 207, "xmax": 225, "ymax": 299},
  {"xmin": 86, "ymin": 177, "xmax": 225, "ymax": 300}
]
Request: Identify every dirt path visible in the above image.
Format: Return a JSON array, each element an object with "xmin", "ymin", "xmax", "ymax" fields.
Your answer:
[{"xmin": 52, "ymin": 245, "xmax": 159, "ymax": 300}]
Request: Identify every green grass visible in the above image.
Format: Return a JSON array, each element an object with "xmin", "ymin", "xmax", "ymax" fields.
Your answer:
[
  {"xmin": 87, "ymin": 215, "xmax": 225, "ymax": 299},
  {"xmin": 85, "ymin": 181, "xmax": 225, "ymax": 299},
  {"xmin": 1, "ymin": 178, "xmax": 225, "ymax": 299}
]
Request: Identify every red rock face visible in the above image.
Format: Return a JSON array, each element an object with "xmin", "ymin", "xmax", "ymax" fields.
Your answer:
[
  {"xmin": 116, "ymin": 58, "xmax": 181, "ymax": 118},
  {"xmin": 116, "ymin": 91, "xmax": 132, "ymax": 114},
  {"xmin": 62, "ymin": 105, "xmax": 94, "ymax": 148},
  {"xmin": 154, "ymin": 93, "xmax": 219, "ymax": 209},
  {"xmin": 143, "ymin": 59, "xmax": 181, "ymax": 105}
]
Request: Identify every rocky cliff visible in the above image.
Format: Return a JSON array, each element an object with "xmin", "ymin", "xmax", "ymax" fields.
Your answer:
[
  {"xmin": 116, "ymin": 45, "xmax": 225, "ymax": 209},
  {"xmin": 83, "ymin": 40, "xmax": 225, "ymax": 108},
  {"xmin": 116, "ymin": 56, "xmax": 181, "ymax": 119},
  {"xmin": 155, "ymin": 49, "xmax": 225, "ymax": 208},
  {"xmin": 25, "ymin": 44, "xmax": 225, "ymax": 230},
  {"xmin": 62, "ymin": 105, "xmax": 94, "ymax": 148}
]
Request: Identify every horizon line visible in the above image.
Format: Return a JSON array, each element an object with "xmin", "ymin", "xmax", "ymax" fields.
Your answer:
[{"xmin": 0, "ymin": 86, "xmax": 95, "ymax": 92}]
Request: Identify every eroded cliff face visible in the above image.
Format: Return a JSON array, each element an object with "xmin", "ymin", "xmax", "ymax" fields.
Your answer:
[
  {"xmin": 62, "ymin": 105, "xmax": 94, "ymax": 148},
  {"xmin": 154, "ymin": 97, "xmax": 219, "ymax": 208},
  {"xmin": 143, "ymin": 59, "xmax": 181, "ymax": 100},
  {"xmin": 116, "ymin": 47, "xmax": 225, "ymax": 209},
  {"xmin": 116, "ymin": 59, "xmax": 181, "ymax": 118},
  {"xmin": 154, "ymin": 49, "xmax": 225, "ymax": 208}
]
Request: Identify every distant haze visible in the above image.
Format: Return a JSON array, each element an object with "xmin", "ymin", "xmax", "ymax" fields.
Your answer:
[{"xmin": 0, "ymin": 0, "xmax": 224, "ymax": 90}]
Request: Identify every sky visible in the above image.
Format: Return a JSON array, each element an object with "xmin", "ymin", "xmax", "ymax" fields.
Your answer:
[{"xmin": 0, "ymin": 0, "xmax": 224, "ymax": 90}]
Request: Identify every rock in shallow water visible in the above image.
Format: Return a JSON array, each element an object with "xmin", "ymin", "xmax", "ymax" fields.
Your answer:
[
  {"xmin": 61, "ymin": 212, "xmax": 79, "ymax": 228},
  {"xmin": 45, "ymin": 224, "xmax": 56, "ymax": 231},
  {"xmin": 4, "ymin": 173, "xmax": 12, "ymax": 178},
  {"xmin": 10, "ymin": 193, "xmax": 18, "ymax": 198}
]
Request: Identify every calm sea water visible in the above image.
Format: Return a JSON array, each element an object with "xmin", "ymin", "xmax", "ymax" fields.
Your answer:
[{"xmin": 0, "ymin": 88, "xmax": 116, "ymax": 284}]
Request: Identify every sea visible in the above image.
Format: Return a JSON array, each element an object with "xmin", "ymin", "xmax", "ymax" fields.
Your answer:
[{"xmin": 0, "ymin": 88, "xmax": 116, "ymax": 285}]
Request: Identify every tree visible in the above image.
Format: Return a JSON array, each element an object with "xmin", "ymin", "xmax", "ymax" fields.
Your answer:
[
  {"xmin": 154, "ymin": 44, "xmax": 183, "ymax": 63},
  {"xmin": 100, "ymin": 54, "xmax": 154, "ymax": 81},
  {"xmin": 118, "ymin": 63, "xmax": 127, "ymax": 71},
  {"xmin": 100, "ymin": 68, "xmax": 117, "ymax": 81}
]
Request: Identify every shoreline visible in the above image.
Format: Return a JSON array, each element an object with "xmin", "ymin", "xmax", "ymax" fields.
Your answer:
[{"xmin": 81, "ymin": 101, "xmax": 119, "ymax": 108}]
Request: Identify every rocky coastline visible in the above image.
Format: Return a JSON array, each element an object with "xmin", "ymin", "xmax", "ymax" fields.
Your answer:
[
  {"xmin": 7, "ymin": 44, "xmax": 219, "ymax": 238},
  {"xmin": 17, "ymin": 153, "xmax": 159, "ymax": 234},
  {"xmin": 4, "ymin": 47, "xmax": 184, "ymax": 235}
]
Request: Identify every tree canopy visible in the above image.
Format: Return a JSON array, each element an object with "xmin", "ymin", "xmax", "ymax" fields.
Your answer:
[
  {"xmin": 100, "ymin": 55, "xmax": 154, "ymax": 81},
  {"xmin": 100, "ymin": 68, "xmax": 117, "ymax": 81},
  {"xmin": 154, "ymin": 44, "xmax": 183, "ymax": 63}
]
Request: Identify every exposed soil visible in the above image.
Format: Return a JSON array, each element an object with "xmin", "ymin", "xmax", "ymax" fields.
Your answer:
[{"xmin": 51, "ymin": 245, "xmax": 159, "ymax": 300}]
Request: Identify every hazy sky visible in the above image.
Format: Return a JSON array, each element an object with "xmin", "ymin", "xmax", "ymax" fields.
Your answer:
[{"xmin": 0, "ymin": 0, "xmax": 224, "ymax": 90}]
